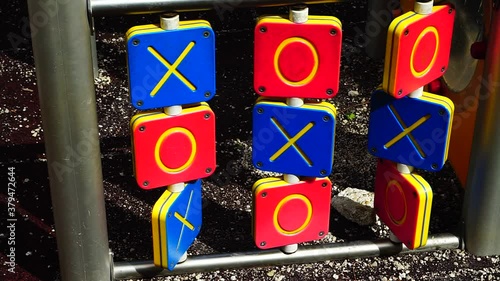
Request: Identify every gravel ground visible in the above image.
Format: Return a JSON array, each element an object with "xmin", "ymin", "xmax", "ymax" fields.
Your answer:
[{"xmin": 1, "ymin": 0, "xmax": 500, "ymax": 280}]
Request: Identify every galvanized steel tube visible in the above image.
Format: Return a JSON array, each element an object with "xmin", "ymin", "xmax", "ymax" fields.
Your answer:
[
  {"xmin": 113, "ymin": 233, "xmax": 460, "ymax": 279},
  {"xmin": 27, "ymin": 0, "xmax": 111, "ymax": 280},
  {"xmin": 463, "ymin": 5, "xmax": 500, "ymax": 256},
  {"xmin": 90, "ymin": 0, "xmax": 341, "ymax": 16}
]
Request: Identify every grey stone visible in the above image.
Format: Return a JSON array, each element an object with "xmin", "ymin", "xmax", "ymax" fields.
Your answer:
[{"xmin": 332, "ymin": 188, "xmax": 376, "ymax": 226}]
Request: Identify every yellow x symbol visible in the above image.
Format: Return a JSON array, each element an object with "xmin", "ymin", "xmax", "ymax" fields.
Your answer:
[
  {"xmin": 147, "ymin": 42, "xmax": 197, "ymax": 97},
  {"xmin": 174, "ymin": 189, "xmax": 195, "ymax": 232},
  {"xmin": 174, "ymin": 212, "xmax": 194, "ymax": 231},
  {"xmin": 384, "ymin": 105, "xmax": 430, "ymax": 158},
  {"xmin": 173, "ymin": 190, "xmax": 196, "ymax": 251},
  {"xmin": 270, "ymin": 117, "xmax": 314, "ymax": 165}
]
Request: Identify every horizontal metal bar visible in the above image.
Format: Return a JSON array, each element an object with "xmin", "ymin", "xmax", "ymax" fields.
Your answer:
[
  {"xmin": 90, "ymin": 0, "xmax": 342, "ymax": 16},
  {"xmin": 113, "ymin": 233, "xmax": 460, "ymax": 280}
]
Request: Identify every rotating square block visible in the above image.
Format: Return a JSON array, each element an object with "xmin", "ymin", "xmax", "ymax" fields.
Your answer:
[
  {"xmin": 368, "ymin": 89, "xmax": 454, "ymax": 171},
  {"xmin": 382, "ymin": 5, "xmax": 455, "ymax": 98},
  {"xmin": 152, "ymin": 180, "xmax": 202, "ymax": 270},
  {"xmin": 374, "ymin": 159, "xmax": 433, "ymax": 249},
  {"xmin": 254, "ymin": 16, "xmax": 342, "ymax": 98},
  {"xmin": 252, "ymin": 177, "xmax": 331, "ymax": 249},
  {"xmin": 253, "ymin": 99, "xmax": 337, "ymax": 177},
  {"xmin": 131, "ymin": 103, "xmax": 216, "ymax": 189},
  {"xmin": 126, "ymin": 21, "xmax": 216, "ymax": 109}
]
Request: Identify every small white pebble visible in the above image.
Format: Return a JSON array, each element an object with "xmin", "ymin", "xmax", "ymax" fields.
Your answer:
[{"xmin": 348, "ymin": 90, "xmax": 360, "ymax": 96}]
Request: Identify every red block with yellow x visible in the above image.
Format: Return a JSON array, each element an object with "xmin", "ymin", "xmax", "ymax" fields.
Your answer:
[
  {"xmin": 252, "ymin": 177, "xmax": 331, "ymax": 249},
  {"xmin": 130, "ymin": 103, "xmax": 216, "ymax": 189},
  {"xmin": 254, "ymin": 15, "xmax": 342, "ymax": 98},
  {"xmin": 382, "ymin": 5, "xmax": 455, "ymax": 98},
  {"xmin": 374, "ymin": 159, "xmax": 433, "ymax": 250}
]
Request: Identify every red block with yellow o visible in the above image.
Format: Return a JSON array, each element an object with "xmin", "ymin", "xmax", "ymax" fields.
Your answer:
[
  {"xmin": 374, "ymin": 159, "xmax": 433, "ymax": 250},
  {"xmin": 254, "ymin": 15, "xmax": 342, "ymax": 98},
  {"xmin": 252, "ymin": 177, "xmax": 331, "ymax": 249},
  {"xmin": 130, "ymin": 103, "xmax": 216, "ymax": 189},
  {"xmin": 382, "ymin": 5, "xmax": 455, "ymax": 98}
]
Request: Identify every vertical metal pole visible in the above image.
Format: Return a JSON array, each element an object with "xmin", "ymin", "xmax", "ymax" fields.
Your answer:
[
  {"xmin": 91, "ymin": 18, "xmax": 99, "ymax": 80},
  {"xmin": 463, "ymin": 6, "xmax": 500, "ymax": 256},
  {"xmin": 27, "ymin": 0, "xmax": 111, "ymax": 280}
]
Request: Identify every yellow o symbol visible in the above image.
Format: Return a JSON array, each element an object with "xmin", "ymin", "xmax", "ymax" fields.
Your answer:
[
  {"xmin": 273, "ymin": 194, "xmax": 312, "ymax": 235},
  {"xmin": 154, "ymin": 127, "xmax": 197, "ymax": 173},
  {"xmin": 385, "ymin": 180, "xmax": 407, "ymax": 225},
  {"xmin": 410, "ymin": 26, "xmax": 439, "ymax": 78},
  {"xmin": 273, "ymin": 37, "xmax": 319, "ymax": 86}
]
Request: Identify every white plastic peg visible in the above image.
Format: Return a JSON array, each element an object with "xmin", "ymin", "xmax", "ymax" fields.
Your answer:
[
  {"xmin": 414, "ymin": 0, "xmax": 433, "ymax": 15},
  {"xmin": 160, "ymin": 13, "xmax": 180, "ymax": 30},
  {"xmin": 289, "ymin": 5, "xmax": 309, "ymax": 24}
]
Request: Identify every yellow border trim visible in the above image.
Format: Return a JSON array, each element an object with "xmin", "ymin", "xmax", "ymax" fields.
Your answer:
[
  {"xmin": 152, "ymin": 189, "xmax": 181, "ymax": 268},
  {"xmin": 256, "ymin": 99, "xmax": 337, "ymax": 118},
  {"xmin": 419, "ymin": 92, "xmax": 454, "ymax": 160},
  {"xmin": 402, "ymin": 173, "xmax": 432, "ymax": 248},
  {"xmin": 257, "ymin": 15, "xmax": 342, "ymax": 29},
  {"xmin": 126, "ymin": 20, "xmax": 212, "ymax": 40}
]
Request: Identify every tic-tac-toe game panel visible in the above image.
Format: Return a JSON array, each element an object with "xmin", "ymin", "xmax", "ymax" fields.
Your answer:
[
  {"xmin": 374, "ymin": 159, "xmax": 433, "ymax": 250},
  {"xmin": 122, "ymin": 2, "xmax": 460, "ymax": 272},
  {"xmin": 152, "ymin": 180, "xmax": 203, "ymax": 270},
  {"xmin": 18, "ymin": 0, "xmax": 500, "ymax": 279},
  {"xmin": 252, "ymin": 177, "xmax": 332, "ymax": 249},
  {"xmin": 368, "ymin": 88, "xmax": 454, "ymax": 171},
  {"xmin": 130, "ymin": 103, "xmax": 216, "ymax": 189},
  {"xmin": 382, "ymin": 5, "xmax": 455, "ymax": 98},
  {"xmin": 254, "ymin": 15, "xmax": 342, "ymax": 98},
  {"xmin": 127, "ymin": 20, "xmax": 216, "ymax": 109},
  {"xmin": 252, "ymin": 99, "xmax": 337, "ymax": 177}
]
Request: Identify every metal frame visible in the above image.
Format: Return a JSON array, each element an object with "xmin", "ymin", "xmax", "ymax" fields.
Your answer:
[
  {"xmin": 113, "ymin": 233, "xmax": 460, "ymax": 280},
  {"xmin": 27, "ymin": 0, "xmax": 110, "ymax": 280},
  {"xmin": 463, "ymin": 5, "xmax": 500, "ymax": 256},
  {"xmin": 26, "ymin": 0, "xmax": 499, "ymax": 280},
  {"xmin": 90, "ymin": 0, "xmax": 341, "ymax": 15}
]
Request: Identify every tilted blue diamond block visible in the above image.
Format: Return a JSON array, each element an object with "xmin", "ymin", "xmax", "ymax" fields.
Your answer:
[{"xmin": 152, "ymin": 179, "xmax": 202, "ymax": 270}]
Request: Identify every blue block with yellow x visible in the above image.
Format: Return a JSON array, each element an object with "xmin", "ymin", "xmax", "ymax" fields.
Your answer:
[
  {"xmin": 152, "ymin": 180, "xmax": 202, "ymax": 270},
  {"xmin": 253, "ymin": 99, "xmax": 337, "ymax": 177},
  {"xmin": 367, "ymin": 89, "xmax": 454, "ymax": 171},
  {"xmin": 126, "ymin": 21, "xmax": 215, "ymax": 110}
]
